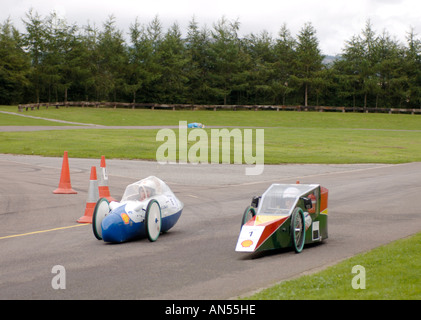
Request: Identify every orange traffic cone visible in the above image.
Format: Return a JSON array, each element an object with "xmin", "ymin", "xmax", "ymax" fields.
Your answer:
[
  {"xmin": 77, "ymin": 166, "xmax": 99, "ymax": 223},
  {"xmin": 98, "ymin": 155, "xmax": 116, "ymax": 202},
  {"xmin": 53, "ymin": 151, "xmax": 77, "ymax": 194}
]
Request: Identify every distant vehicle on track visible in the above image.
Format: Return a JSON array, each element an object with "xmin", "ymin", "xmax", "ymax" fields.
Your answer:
[
  {"xmin": 235, "ymin": 183, "xmax": 328, "ymax": 253},
  {"xmin": 92, "ymin": 176, "xmax": 183, "ymax": 243}
]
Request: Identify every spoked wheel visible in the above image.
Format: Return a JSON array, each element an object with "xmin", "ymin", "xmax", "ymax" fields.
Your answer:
[
  {"xmin": 291, "ymin": 208, "xmax": 306, "ymax": 253},
  {"xmin": 241, "ymin": 206, "xmax": 256, "ymax": 228},
  {"xmin": 145, "ymin": 200, "xmax": 162, "ymax": 242},
  {"xmin": 92, "ymin": 198, "xmax": 110, "ymax": 240}
]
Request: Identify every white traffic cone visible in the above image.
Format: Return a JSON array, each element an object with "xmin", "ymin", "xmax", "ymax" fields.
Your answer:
[
  {"xmin": 77, "ymin": 166, "xmax": 99, "ymax": 223},
  {"xmin": 98, "ymin": 155, "xmax": 116, "ymax": 202}
]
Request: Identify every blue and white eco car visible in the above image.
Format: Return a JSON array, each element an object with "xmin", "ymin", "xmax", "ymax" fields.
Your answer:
[{"xmin": 92, "ymin": 176, "xmax": 183, "ymax": 243}]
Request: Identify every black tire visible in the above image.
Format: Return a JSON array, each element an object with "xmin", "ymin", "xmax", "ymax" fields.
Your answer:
[
  {"xmin": 92, "ymin": 198, "xmax": 110, "ymax": 240},
  {"xmin": 241, "ymin": 206, "xmax": 256, "ymax": 228},
  {"xmin": 291, "ymin": 207, "xmax": 306, "ymax": 253},
  {"xmin": 145, "ymin": 200, "xmax": 162, "ymax": 242}
]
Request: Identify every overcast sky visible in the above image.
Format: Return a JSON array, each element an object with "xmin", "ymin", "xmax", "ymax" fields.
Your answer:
[{"xmin": 2, "ymin": 0, "xmax": 420, "ymax": 55}]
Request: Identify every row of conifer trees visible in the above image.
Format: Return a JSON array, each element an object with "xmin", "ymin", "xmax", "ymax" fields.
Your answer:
[{"xmin": 1, "ymin": 10, "xmax": 421, "ymax": 109}]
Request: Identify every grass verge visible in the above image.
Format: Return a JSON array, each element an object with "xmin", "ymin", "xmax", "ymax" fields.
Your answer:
[
  {"xmin": 242, "ymin": 232, "xmax": 421, "ymax": 300},
  {"xmin": 1, "ymin": 126, "xmax": 421, "ymax": 164},
  {"xmin": 2, "ymin": 105, "xmax": 421, "ymax": 129},
  {"xmin": 1, "ymin": 106, "xmax": 421, "ymax": 164}
]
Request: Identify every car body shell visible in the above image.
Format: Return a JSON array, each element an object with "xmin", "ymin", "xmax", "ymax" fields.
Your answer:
[
  {"xmin": 235, "ymin": 183, "xmax": 328, "ymax": 253},
  {"xmin": 93, "ymin": 176, "xmax": 183, "ymax": 243}
]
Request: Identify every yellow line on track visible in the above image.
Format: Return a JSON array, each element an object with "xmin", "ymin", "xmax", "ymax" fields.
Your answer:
[{"xmin": 0, "ymin": 224, "xmax": 89, "ymax": 240}]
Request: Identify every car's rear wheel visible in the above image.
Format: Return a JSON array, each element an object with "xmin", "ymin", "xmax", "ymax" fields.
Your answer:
[
  {"xmin": 92, "ymin": 198, "xmax": 110, "ymax": 240},
  {"xmin": 241, "ymin": 206, "xmax": 256, "ymax": 228},
  {"xmin": 291, "ymin": 207, "xmax": 305, "ymax": 253},
  {"xmin": 145, "ymin": 200, "xmax": 162, "ymax": 242}
]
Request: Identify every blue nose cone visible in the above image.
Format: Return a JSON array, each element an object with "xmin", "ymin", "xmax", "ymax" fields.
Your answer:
[{"xmin": 101, "ymin": 213, "xmax": 126, "ymax": 243}]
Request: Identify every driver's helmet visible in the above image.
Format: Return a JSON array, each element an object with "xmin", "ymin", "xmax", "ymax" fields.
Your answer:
[
  {"xmin": 138, "ymin": 179, "xmax": 158, "ymax": 201},
  {"xmin": 283, "ymin": 187, "xmax": 300, "ymax": 208},
  {"xmin": 283, "ymin": 187, "xmax": 300, "ymax": 199},
  {"xmin": 139, "ymin": 185, "xmax": 156, "ymax": 201}
]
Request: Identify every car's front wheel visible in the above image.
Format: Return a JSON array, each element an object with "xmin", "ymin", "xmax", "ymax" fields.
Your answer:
[
  {"xmin": 241, "ymin": 206, "xmax": 256, "ymax": 228},
  {"xmin": 291, "ymin": 207, "xmax": 306, "ymax": 253},
  {"xmin": 145, "ymin": 200, "xmax": 162, "ymax": 242},
  {"xmin": 92, "ymin": 198, "xmax": 110, "ymax": 240}
]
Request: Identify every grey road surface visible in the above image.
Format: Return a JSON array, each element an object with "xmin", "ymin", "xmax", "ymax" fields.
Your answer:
[{"xmin": 0, "ymin": 154, "xmax": 420, "ymax": 299}]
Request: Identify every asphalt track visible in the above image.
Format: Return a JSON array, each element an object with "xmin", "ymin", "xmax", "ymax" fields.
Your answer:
[{"xmin": 0, "ymin": 154, "xmax": 420, "ymax": 300}]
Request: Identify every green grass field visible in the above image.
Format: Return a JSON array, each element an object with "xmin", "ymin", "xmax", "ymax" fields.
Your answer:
[
  {"xmin": 243, "ymin": 232, "xmax": 421, "ymax": 300},
  {"xmin": 2, "ymin": 105, "xmax": 421, "ymax": 129},
  {"xmin": 0, "ymin": 109, "xmax": 75, "ymax": 126},
  {"xmin": 1, "ymin": 105, "xmax": 421, "ymax": 299},
  {"xmin": 1, "ymin": 106, "xmax": 421, "ymax": 164}
]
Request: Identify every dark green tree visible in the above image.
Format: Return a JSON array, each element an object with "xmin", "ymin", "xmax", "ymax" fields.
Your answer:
[
  {"xmin": 209, "ymin": 17, "xmax": 246, "ymax": 105},
  {"xmin": 127, "ymin": 18, "xmax": 146, "ymax": 103},
  {"xmin": 374, "ymin": 31, "xmax": 406, "ymax": 108},
  {"xmin": 0, "ymin": 18, "xmax": 30, "ymax": 104},
  {"xmin": 96, "ymin": 15, "xmax": 128, "ymax": 101},
  {"xmin": 404, "ymin": 29, "xmax": 421, "ymax": 108},
  {"xmin": 244, "ymin": 30, "xmax": 275, "ymax": 104},
  {"xmin": 43, "ymin": 12, "xmax": 80, "ymax": 102},
  {"xmin": 291, "ymin": 22, "xmax": 324, "ymax": 106},
  {"xmin": 273, "ymin": 24, "xmax": 296, "ymax": 105},
  {"xmin": 156, "ymin": 22, "xmax": 188, "ymax": 103},
  {"xmin": 22, "ymin": 9, "xmax": 46, "ymax": 103},
  {"xmin": 77, "ymin": 22, "xmax": 101, "ymax": 101},
  {"xmin": 350, "ymin": 21, "xmax": 382, "ymax": 109},
  {"xmin": 185, "ymin": 17, "xmax": 213, "ymax": 104}
]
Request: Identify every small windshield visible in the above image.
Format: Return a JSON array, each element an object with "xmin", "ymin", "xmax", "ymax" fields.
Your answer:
[
  {"xmin": 121, "ymin": 176, "xmax": 171, "ymax": 202},
  {"xmin": 257, "ymin": 184, "xmax": 318, "ymax": 215}
]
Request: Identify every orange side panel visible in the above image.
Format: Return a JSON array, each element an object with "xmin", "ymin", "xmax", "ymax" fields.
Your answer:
[{"xmin": 320, "ymin": 187, "xmax": 328, "ymax": 212}]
